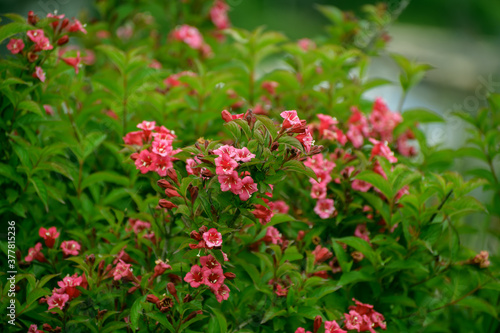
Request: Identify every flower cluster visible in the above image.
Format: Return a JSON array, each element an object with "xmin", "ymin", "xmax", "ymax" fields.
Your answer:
[
  {"xmin": 210, "ymin": 0, "xmax": 231, "ymax": 30},
  {"xmin": 25, "ymin": 227, "xmax": 81, "ymax": 263},
  {"xmin": 344, "ymin": 298, "xmax": 386, "ymax": 332},
  {"xmin": 170, "ymin": 24, "xmax": 212, "ymax": 56},
  {"xmin": 6, "ymin": 11, "xmax": 87, "ymax": 82},
  {"xmin": 125, "ymin": 121, "xmax": 181, "ymax": 176},
  {"xmin": 44, "ymin": 273, "xmax": 88, "ymax": 311},
  {"xmin": 185, "ymin": 226, "xmax": 233, "ymax": 303}
]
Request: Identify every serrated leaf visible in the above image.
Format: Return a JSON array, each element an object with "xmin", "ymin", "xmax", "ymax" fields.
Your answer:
[
  {"xmin": 30, "ymin": 177, "xmax": 48, "ymax": 211},
  {"xmin": 18, "ymin": 100, "xmax": 42, "ymax": 116},
  {"xmin": 81, "ymin": 171, "xmax": 129, "ymax": 190},
  {"xmin": 0, "ymin": 22, "xmax": 33, "ymax": 44}
]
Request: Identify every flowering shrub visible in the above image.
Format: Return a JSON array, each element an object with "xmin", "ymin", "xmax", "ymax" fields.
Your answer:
[{"xmin": 0, "ymin": 2, "xmax": 499, "ymax": 333}]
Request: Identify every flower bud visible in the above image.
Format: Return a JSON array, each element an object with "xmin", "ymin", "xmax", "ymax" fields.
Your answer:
[
  {"xmin": 165, "ymin": 188, "xmax": 181, "ymax": 198},
  {"xmin": 60, "ymin": 18, "xmax": 70, "ymax": 30},
  {"xmin": 158, "ymin": 199, "xmax": 177, "ymax": 209},
  {"xmin": 200, "ymin": 169, "xmax": 214, "ymax": 177},
  {"xmin": 190, "ymin": 230, "xmax": 202, "ymax": 241},
  {"xmin": 57, "ymin": 35, "xmax": 69, "ymax": 46},
  {"xmin": 270, "ymin": 141, "xmax": 279, "ymax": 151},
  {"xmin": 223, "ymin": 272, "xmax": 236, "ymax": 280},
  {"xmin": 297, "ymin": 230, "xmax": 305, "ymax": 241},
  {"xmin": 313, "ymin": 315, "xmax": 322, "ymax": 333},
  {"xmin": 85, "ymin": 254, "xmax": 95, "ymax": 265},
  {"xmin": 27, "ymin": 52, "xmax": 39, "ymax": 63},
  {"xmin": 96, "ymin": 309, "xmax": 108, "ymax": 321},
  {"xmin": 166, "ymin": 168, "xmax": 179, "ymax": 185},
  {"xmin": 146, "ymin": 294, "xmax": 160, "ymax": 304},
  {"xmin": 39, "ymin": 297, "xmax": 47, "ymax": 304},
  {"xmin": 221, "ymin": 110, "xmax": 233, "ymax": 122},
  {"xmin": 130, "ymin": 152, "xmax": 139, "ymax": 161},
  {"xmin": 188, "ymin": 185, "xmax": 198, "ymax": 202},
  {"xmin": 27, "ymin": 11, "xmax": 39, "ymax": 25},
  {"xmin": 167, "ymin": 282, "xmax": 179, "ymax": 303},
  {"xmin": 182, "ymin": 310, "xmax": 203, "ymax": 324},
  {"xmin": 183, "ymin": 294, "xmax": 193, "ymax": 303},
  {"xmin": 199, "ymin": 225, "xmax": 208, "ymax": 234}
]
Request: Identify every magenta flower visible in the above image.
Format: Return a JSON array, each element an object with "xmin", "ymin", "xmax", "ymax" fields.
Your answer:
[
  {"xmin": 25, "ymin": 242, "xmax": 46, "ymax": 263},
  {"xmin": 311, "ymin": 183, "xmax": 327, "ymax": 199},
  {"xmin": 203, "ymin": 228, "xmax": 222, "ymax": 248},
  {"xmin": 134, "ymin": 150, "xmax": 157, "ymax": 174},
  {"xmin": 60, "ymin": 240, "xmax": 81, "ymax": 257},
  {"xmin": 67, "ymin": 18, "xmax": 87, "ymax": 34},
  {"xmin": 62, "ymin": 51, "xmax": 81, "ymax": 74},
  {"xmin": 312, "ymin": 245, "xmax": 333, "ymax": 264},
  {"xmin": 200, "ymin": 254, "xmax": 221, "ymax": 269},
  {"xmin": 218, "ymin": 171, "xmax": 242, "ymax": 192},
  {"xmin": 295, "ymin": 328, "xmax": 312, "ymax": 333},
  {"xmin": 171, "ymin": 25, "xmax": 204, "ymax": 50},
  {"xmin": 324, "ymin": 320, "xmax": 347, "ymax": 333},
  {"xmin": 238, "ymin": 176, "xmax": 258, "ymax": 201},
  {"xmin": 33, "ymin": 66, "xmax": 46, "ymax": 82},
  {"xmin": 252, "ymin": 204, "xmax": 274, "ymax": 225},
  {"xmin": 47, "ymin": 293, "xmax": 69, "ymax": 311},
  {"xmin": 280, "ymin": 110, "xmax": 301, "ymax": 129},
  {"xmin": 369, "ymin": 138, "xmax": 397, "ymax": 163},
  {"xmin": 213, "ymin": 284, "xmax": 230, "ymax": 303},
  {"xmin": 314, "ymin": 198, "xmax": 335, "ymax": 219},
  {"xmin": 354, "ymin": 224, "xmax": 370, "ymax": 243},
  {"xmin": 152, "ymin": 139, "xmax": 173, "ymax": 157},
  {"xmin": 213, "ymin": 144, "xmax": 236, "ymax": 158},
  {"xmin": 137, "ymin": 120, "xmax": 156, "ymax": 131},
  {"xmin": 7, "ymin": 38, "xmax": 24, "ymax": 54},
  {"xmin": 264, "ymin": 226, "xmax": 282, "ymax": 245},
  {"xmin": 210, "ymin": 0, "xmax": 231, "ymax": 30},
  {"xmin": 184, "ymin": 265, "xmax": 204, "ymax": 288},
  {"xmin": 113, "ymin": 260, "xmax": 133, "ymax": 281},
  {"xmin": 123, "ymin": 131, "xmax": 145, "ymax": 145},
  {"xmin": 233, "ymin": 147, "xmax": 255, "ymax": 162},
  {"xmin": 296, "ymin": 128, "xmax": 314, "ymax": 153},
  {"xmin": 39, "ymin": 226, "xmax": 60, "ymax": 248},
  {"xmin": 202, "ymin": 267, "xmax": 225, "ymax": 290},
  {"xmin": 57, "ymin": 275, "xmax": 84, "ymax": 300},
  {"xmin": 215, "ymin": 154, "xmax": 238, "ymax": 175},
  {"xmin": 351, "ymin": 179, "xmax": 372, "ymax": 192},
  {"xmin": 27, "ymin": 29, "xmax": 45, "ymax": 42}
]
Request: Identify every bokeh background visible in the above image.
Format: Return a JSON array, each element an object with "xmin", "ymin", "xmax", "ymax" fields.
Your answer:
[{"xmin": 1, "ymin": 0, "xmax": 499, "ymax": 251}]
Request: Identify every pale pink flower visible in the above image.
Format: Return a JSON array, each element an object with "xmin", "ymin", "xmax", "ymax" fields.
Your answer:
[
  {"xmin": 203, "ymin": 228, "xmax": 223, "ymax": 248},
  {"xmin": 233, "ymin": 147, "xmax": 255, "ymax": 162},
  {"xmin": 238, "ymin": 176, "xmax": 258, "ymax": 201},
  {"xmin": 280, "ymin": 110, "xmax": 301, "ymax": 129},
  {"xmin": 218, "ymin": 171, "xmax": 242, "ymax": 192},
  {"xmin": 60, "ymin": 240, "xmax": 81, "ymax": 256},
  {"xmin": 314, "ymin": 198, "xmax": 335, "ymax": 219},
  {"xmin": 47, "ymin": 292, "xmax": 70, "ymax": 310},
  {"xmin": 33, "ymin": 66, "xmax": 46, "ymax": 82}
]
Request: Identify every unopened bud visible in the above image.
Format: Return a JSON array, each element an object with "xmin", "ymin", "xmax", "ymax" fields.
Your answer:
[
  {"xmin": 27, "ymin": 52, "xmax": 39, "ymax": 63},
  {"xmin": 166, "ymin": 168, "xmax": 179, "ymax": 185},
  {"xmin": 85, "ymin": 254, "xmax": 95, "ymax": 265},
  {"xmin": 200, "ymin": 169, "xmax": 214, "ymax": 177},
  {"xmin": 96, "ymin": 309, "xmax": 108, "ymax": 321},
  {"xmin": 199, "ymin": 225, "xmax": 208, "ymax": 233},
  {"xmin": 297, "ymin": 230, "xmax": 305, "ymax": 241},
  {"xmin": 190, "ymin": 230, "xmax": 202, "ymax": 241},
  {"xmin": 60, "ymin": 18, "xmax": 69, "ymax": 29},
  {"xmin": 188, "ymin": 185, "xmax": 198, "ymax": 202},
  {"xmin": 270, "ymin": 141, "xmax": 279, "ymax": 151},
  {"xmin": 313, "ymin": 315, "xmax": 323, "ymax": 333},
  {"xmin": 182, "ymin": 310, "xmax": 203, "ymax": 324},
  {"xmin": 57, "ymin": 35, "xmax": 69, "ymax": 46},
  {"xmin": 146, "ymin": 294, "xmax": 160, "ymax": 304},
  {"xmin": 167, "ymin": 282, "xmax": 179, "ymax": 302},
  {"xmin": 27, "ymin": 11, "xmax": 39, "ymax": 25},
  {"xmin": 223, "ymin": 272, "xmax": 236, "ymax": 280},
  {"xmin": 130, "ymin": 152, "xmax": 139, "ymax": 161},
  {"xmin": 221, "ymin": 110, "xmax": 233, "ymax": 122},
  {"xmin": 159, "ymin": 199, "xmax": 178, "ymax": 209},
  {"xmin": 165, "ymin": 188, "xmax": 181, "ymax": 198}
]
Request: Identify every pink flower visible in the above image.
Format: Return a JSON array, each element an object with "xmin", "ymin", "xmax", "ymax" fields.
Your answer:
[
  {"xmin": 43, "ymin": 105, "xmax": 54, "ymax": 116},
  {"xmin": 295, "ymin": 328, "xmax": 312, "ymax": 333},
  {"xmin": 39, "ymin": 227, "xmax": 60, "ymax": 248},
  {"xmin": 67, "ymin": 19, "xmax": 87, "ymax": 34},
  {"xmin": 271, "ymin": 200, "xmax": 289, "ymax": 214},
  {"xmin": 200, "ymin": 254, "xmax": 221, "ymax": 269},
  {"xmin": 314, "ymin": 198, "xmax": 335, "ymax": 219},
  {"xmin": 47, "ymin": 293, "xmax": 69, "ymax": 311},
  {"xmin": 203, "ymin": 228, "xmax": 223, "ymax": 248},
  {"xmin": 311, "ymin": 183, "xmax": 327, "ymax": 199},
  {"xmin": 184, "ymin": 265, "xmax": 204, "ymax": 288},
  {"xmin": 238, "ymin": 176, "xmax": 258, "ymax": 201},
  {"xmin": 123, "ymin": 131, "xmax": 145, "ymax": 145},
  {"xmin": 252, "ymin": 204, "xmax": 274, "ymax": 225},
  {"xmin": 62, "ymin": 51, "xmax": 82, "ymax": 74},
  {"xmin": 134, "ymin": 150, "xmax": 157, "ymax": 174},
  {"xmin": 324, "ymin": 321, "xmax": 347, "ymax": 333},
  {"xmin": 261, "ymin": 81, "xmax": 279, "ymax": 95},
  {"xmin": 137, "ymin": 120, "xmax": 156, "ymax": 131},
  {"xmin": 275, "ymin": 284, "xmax": 288, "ymax": 296},
  {"xmin": 132, "ymin": 220, "xmax": 151, "ymax": 234},
  {"xmin": 57, "ymin": 275, "xmax": 84, "ymax": 300},
  {"xmin": 351, "ymin": 179, "xmax": 372, "ymax": 192},
  {"xmin": 153, "ymin": 259, "xmax": 171, "ymax": 278},
  {"xmin": 213, "ymin": 144, "xmax": 236, "ymax": 158},
  {"xmin": 152, "ymin": 139, "xmax": 173, "ymax": 157},
  {"xmin": 171, "ymin": 25, "xmax": 203, "ymax": 49},
  {"xmin": 234, "ymin": 147, "xmax": 255, "ymax": 162},
  {"xmin": 312, "ymin": 245, "xmax": 333, "ymax": 264},
  {"xmin": 264, "ymin": 226, "xmax": 282, "ymax": 244},
  {"xmin": 213, "ymin": 284, "xmax": 230, "ymax": 302},
  {"xmin": 113, "ymin": 260, "xmax": 133, "ymax": 281},
  {"xmin": 60, "ymin": 240, "xmax": 81, "ymax": 256},
  {"xmin": 202, "ymin": 267, "xmax": 225, "ymax": 290},
  {"xmin": 296, "ymin": 128, "xmax": 314, "ymax": 153},
  {"xmin": 28, "ymin": 324, "xmax": 43, "ymax": 333},
  {"xmin": 27, "ymin": 29, "xmax": 45, "ymax": 42},
  {"xmin": 354, "ymin": 224, "xmax": 370, "ymax": 243},
  {"xmin": 33, "ymin": 66, "xmax": 46, "ymax": 82},
  {"xmin": 218, "ymin": 171, "xmax": 242, "ymax": 192},
  {"xmin": 25, "ymin": 242, "xmax": 46, "ymax": 262},
  {"xmin": 297, "ymin": 38, "xmax": 316, "ymax": 51},
  {"xmin": 215, "ymin": 154, "xmax": 238, "ymax": 175},
  {"xmin": 369, "ymin": 138, "xmax": 397, "ymax": 163},
  {"xmin": 280, "ymin": 110, "xmax": 301, "ymax": 129},
  {"xmin": 210, "ymin": 0, "xmax": 231, "ymax": 30},
  {"xmin": 7, "ymin": 38, "xmax": 24, "ymax": 54}
]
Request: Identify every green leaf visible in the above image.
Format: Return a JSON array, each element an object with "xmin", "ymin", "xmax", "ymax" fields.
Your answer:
[
  {"xmin": 81, "ymin": 171, "xmax": 129, "ymax": 190},
  {"xmin": 208, "ymin": 306, "xmax": 227, "ymax": 333},
  {"xmin": 18, "ymin": 100, "xmax": 42, "ymax": 116},
  {"xmin": 402, "ymin": 108, "xmax": 444, "ymax": 124},
  {"xmin": 129, "ymin": 295, "xmax": 145, "ymax": 331},
  {"xmin": 354, "ymin": 171, "xmax": 392, "ymax": 200},
  {"xmin": 336, "ymin": 236, "xmax": 379, "ymax": 267},
  {"xmin": 280, "ymin": 246, "xmax": 303, "ymax": 264},
  {"xmin": 282, "ymin": 160, "xmax": 317, "ymax": 181},
  {"xmin": 30, "ymin": 177, "xmax": 48, "ymax": 212},
  {"xmin": 145, "ymin": 312, "xmax": 175, "ymax": 332},
  {"xmin": 255, "ymin": 115, "xmax": 278, "ymax": 140},
  {"xmin": 26, "ymin": 287, "xmax": 50, "ymax": 307},
  {"xmin": 261, "ymin": 308, "xmax": 287, "ymax": 324},
  {"xmin": 457, "ymin": 296, "xmax": 498, "ymax": 318},
  {"xmin": 96, "ymin": 45, "xmax": 126, "ymax": 72},
  {"xmin": 0, "ymin": 22, "xmax": 32, "ymax": 44}
]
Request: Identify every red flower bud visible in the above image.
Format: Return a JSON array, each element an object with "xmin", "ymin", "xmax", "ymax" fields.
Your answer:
[
  {"xmin": 159, "ymin": 199, "xmax": 177, "ymax": 209},
  {"xmin": 157, "ymin": 179, "xmax": 175, "ymax": 189},
  {"xmin": 200, "ymin": 169, "xmax": 214, "ymax": 177},
  {"xmin": 223, "ymin": 272, "xmax": 236, "ymax": 280},
  {"xmin": 165, "ymin": 188, "xmax": 181, "ymax": 198},
  {"xmin": 147, "ymin": 294, "xmax": 160, "ymax": 304},
  {"xmin": 27, "ymin": 11, "xmax": 39, "ymax": 25},
  {"xmin": 60, "ymin": 18, "xmax": 70, "ymax": 30},
  {"xmin": 130, "ymin": 152, "xmax": 139, "ymax": 161},
  {"xmin": 190, "ymin": 230, "xmax": 202, "ymax": 241},
  {"xmin": 169, "ymin": 274, "xmax": 182, "ymax": 284},
  {"xmin": 313, "ymin": 315, "xmax": 323, "ymax": 333},
  {"xmin": 188, "ymin": 185, "xmax": 198, "ymax": 202},
  {"xmin": 199, "ymin": 225, "xmax": 208, "ymax": 233},
  {"xmin": 167, "ymin": 282, "xmax": 179, "ymax": 303},
  {"xmin": 297, "ymin": 230, "xmax": 305, "ymax": 241},
  {"xmin": 182, "ymin": 310, "xmax": 203, "ymax": 324},
  {"xmin": 57, "ymin": 35, "xmax": 69, "ymax": 46},
  {"xmin": 221, "ymin": 110, "xmax": 233, "ymax": 122},
  {"xmin": 166, "ymin": 168, "xmax": 179, "ymax": 185}
]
